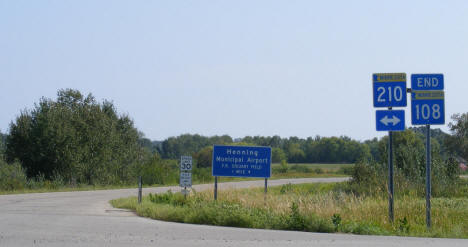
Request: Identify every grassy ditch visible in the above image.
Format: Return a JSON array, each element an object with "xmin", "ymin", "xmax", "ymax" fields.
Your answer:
[{"xmin": 111, "ymin": 182, "xmax": 468, "ymax": 238}]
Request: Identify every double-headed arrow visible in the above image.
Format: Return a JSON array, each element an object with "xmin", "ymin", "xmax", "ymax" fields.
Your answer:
[{"xmin": 380, "ymin": 115, "xmax": 401, "ymax": 126}]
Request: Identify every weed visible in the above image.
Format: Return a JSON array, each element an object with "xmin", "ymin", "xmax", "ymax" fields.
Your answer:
[
  {"xmin": 398, "ymin": 217, "xmax": 410, "ymax": 234},
  {"xmin": 331, "ymin": 213, "xmax": 342, "ymax": 230}
]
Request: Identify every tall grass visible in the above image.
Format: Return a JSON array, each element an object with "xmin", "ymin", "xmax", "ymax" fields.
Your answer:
[{"xmin": 111, "ymin": 182, "xmax": 468, "ymax": 238}]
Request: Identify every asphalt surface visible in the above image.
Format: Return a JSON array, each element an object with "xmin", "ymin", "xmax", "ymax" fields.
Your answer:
[{"xmin": 1, "ymin": 177, "xmax": 467, "ymax": 247}]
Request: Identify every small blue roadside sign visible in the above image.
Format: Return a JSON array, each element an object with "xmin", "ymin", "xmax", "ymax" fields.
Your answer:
[
  {"xmin": 411, "ymin": 91, "xmax": 445, "ymax": 125},
  {"xmin": 373, "ymin": 73, "xmax": 407, "ymax": 107},
  {"xmin": 411, "ymin": 74, "xmax": 444, "ymax": 90},
  {"xmin": 212, "ymin": 145, "xmax": 271, "ymax": 178},
  {"xmin": 376, "ymin": 110, "xmax": 405, "ymax": 131}
]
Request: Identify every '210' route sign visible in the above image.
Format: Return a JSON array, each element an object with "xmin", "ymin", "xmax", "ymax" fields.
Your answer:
[{"xmin": 373, "ymin": 73, "xmax": 407, "ymax": 108}]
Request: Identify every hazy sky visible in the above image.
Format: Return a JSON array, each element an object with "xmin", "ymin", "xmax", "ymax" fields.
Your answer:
[{"xmin": 1, "ymin": 0, "xmax": 467, "ymax": 141}]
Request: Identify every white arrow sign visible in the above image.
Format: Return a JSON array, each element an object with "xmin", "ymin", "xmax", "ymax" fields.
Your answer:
[{"xmin": 380, "ymin": 115, "xmax": 401, "ymax": 126}]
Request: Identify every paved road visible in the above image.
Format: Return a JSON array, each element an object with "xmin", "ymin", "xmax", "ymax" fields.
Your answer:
[{"xmin": 1, "ymin": 177, "xmax": 467, "ymax": 247}]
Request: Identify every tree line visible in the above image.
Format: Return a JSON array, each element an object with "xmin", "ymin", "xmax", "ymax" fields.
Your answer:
[
  {"xmin": 154, "ymin": 134, "xmax": 371, "ymax": 165},
  {"xmin": 1, "ymin": 89, "xmax": 467, "ymax": 188}
]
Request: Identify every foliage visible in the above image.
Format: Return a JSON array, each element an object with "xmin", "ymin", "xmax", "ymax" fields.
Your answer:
[
  {"xmin": 194, "ymin": 146, "xmax": 213, "ymax": 168},
  {"xmin": 0, "ymin": 159, "xmax": 27, "ymax": 190},
  {"xmin": 409, "ymin": 126, "xmax": 449, "ymax": 157},
  {"xmin": 140, "ymin": 154, "xmax": 178, "ymax": 185},
  {"xmin": 350, "ymin": 129, "xmax": 462, "ymax": 197},
  {"xmin": 0, "ymin": 131, "xmax": 6, "ymax": 157},
  {"xmin": 112, "ymin": 182, "xmax": 468, "ymax": 238},
  {"xmin": 271, "ymin": 147, "xmax": 287, "ymax": 163},
  {"xmin": 160, "ymin": 134, "xmax": 232, "ymax": 159},
  {"xmin": 5, "ymin": 89, "xmax": 145, "ymax": 185},
  {"xmin": 277, "ymin": 160, "xmax": 289, "ymax": 173},
  {"xmin": 159, "ymin": 134, "xmax": 370, "ymax": 164},
  {"xmin": 445, "ymin": 113, "xmax": 468, "ymax": 161},
  {"xmin": 331, "ymin": 213, "xmax": 342, "ymax": 230}
]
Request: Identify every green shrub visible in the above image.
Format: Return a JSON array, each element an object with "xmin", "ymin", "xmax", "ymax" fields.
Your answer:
[
  {"xmin": 192, "ymin": 167, "xmax": 212, "ymax": 183},
  {"xmin": 338, "ymin": 166, "xmax": 354, "ymax": 175},
  {"xmin": 313, "ymin": 168, "xmax": 324, "ymax": 174},
  {"xmin": 331, "ymin": 213, "xmax": 342, "ymax": 230},
  {"xmin": 284, "ymin": 202, "xmax": 306, "ymax": 230},
  {"xmin": 277, "ymin": 160, "xmax": 289, "ymax": 173},
  {"xmin": 279, "ymin": 183, "xmax": 294, "ymax": 194},
  {"xmin": 290, "ymin": 165, "xmax": 312, "ymax": 173},
  {"xmin": 148, "ymin": 191, "xmax": 187, "ymax": 206},
  {"xmin": 0, "ymin": 160, "xmax": 27, "ymax": 190}
]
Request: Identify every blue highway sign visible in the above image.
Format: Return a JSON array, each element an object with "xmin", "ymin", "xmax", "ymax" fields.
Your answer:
[
  {"xmin": 373, "ymin": 73, "xmax": 407, "ymax": 107},
  {"xmin": 376, "ymin": 110, "xmax": 405, "ymax": 131},
  {"xmin": 411, "ymin": 91, "xmax": 445, "ymax": 125},
  {"xmin": 212, "ymin": 145, "xmax": 271, "ymax": 178},
  {"xmin": 411, "ymin": 74, "xmax": 444, "ymax": 90}
]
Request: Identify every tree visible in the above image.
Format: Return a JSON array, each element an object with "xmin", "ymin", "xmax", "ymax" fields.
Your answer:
[
  {"xmin": 194, "ymin": 146, "xmax": 213, "ymax": 168},
  {"xmin": 445, "ymin": 113, "xmax": 468, "ymax": 160},
  {"xmin": 160, "ymin": 134, "xmax": 232, "ymax": 159},
  {"xmin": 272, "ymin": 147, "xmax": 287, "ymax": 163},
  {"xmin": 6, "ymin": 89, "xmax": 145, "ymax": 184},
  {"xmin": 0, "ymin": 131, "xmax": 6, "ymax": 158}
]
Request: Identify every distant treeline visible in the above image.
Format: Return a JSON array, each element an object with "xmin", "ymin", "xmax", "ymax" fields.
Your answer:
[
  {"xmin": 145, "ymin": 134, "xmax": 369, "ymax": 164},
  {"xmin": 138, "ymin": 126, "xmax": 450, "ymax": 166}
]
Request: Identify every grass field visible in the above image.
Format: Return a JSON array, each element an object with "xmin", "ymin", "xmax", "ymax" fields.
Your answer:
[
  {"xmin": 111, "ymin": 181, "xmax": 468, "ymax": 239},
  {"xmin": 1, "ymin": 163, "xmax": 352, "ymax": 194}
]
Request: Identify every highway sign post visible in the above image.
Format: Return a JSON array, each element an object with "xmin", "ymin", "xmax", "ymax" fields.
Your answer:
[
  {"xmin": 411, "ymin": 74, "xmax": 445, "ymax": 229},
  {"xmin": 180, "ymin": 156, "xmax": 193, "ymax": 198},
  {"xmin": 373, "ymin": 73, "xmax": 407, "ymax": 223},
  {"xmin": 212, "ymin": 145, "xmax": 272, "ymax": 200}
]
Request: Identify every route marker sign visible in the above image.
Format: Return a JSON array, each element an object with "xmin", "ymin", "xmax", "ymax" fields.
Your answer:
[
  {"xmin": 411, "ymin": 90, "xmax": 445, "ymax": 125},
  {"xmin": 376, "ymin": 110, "xmax": 405, "ymax": 131},
  {"xmin": 373, "ymin": 73, "xmax": 407, "ymax": 107},
  {"xmin": 411, "ymin": 74, "xmax": 445, "ymax": 125},
  {"xmin": 212, "ymin": 145, "xmax": 271, "ymax": 178}
]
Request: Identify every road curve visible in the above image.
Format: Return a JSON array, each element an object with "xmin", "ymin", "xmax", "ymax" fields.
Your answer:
[{"xmin": 1, "ymin": 177, "xmax": 467, "ymax": 247}]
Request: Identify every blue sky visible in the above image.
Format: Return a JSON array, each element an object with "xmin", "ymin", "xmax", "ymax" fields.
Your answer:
[{"xmin": 1, "ymin": 0, "xmax": 468, "ymax": 141}]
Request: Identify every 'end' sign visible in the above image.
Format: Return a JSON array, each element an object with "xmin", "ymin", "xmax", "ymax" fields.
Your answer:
[{"xmin": 411, "ymin": 74, "xmax": 444, "ymax": 90}]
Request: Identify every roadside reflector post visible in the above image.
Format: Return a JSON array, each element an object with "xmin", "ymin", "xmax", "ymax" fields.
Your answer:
[{"xmin": 138, "ymin": 176, "xmax": 142, "ymax": 204}]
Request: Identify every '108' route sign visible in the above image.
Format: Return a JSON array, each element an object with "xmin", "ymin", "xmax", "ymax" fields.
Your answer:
[{"xmin": 411, "ymin": 74, "xmax": 445, "ymax": 125}]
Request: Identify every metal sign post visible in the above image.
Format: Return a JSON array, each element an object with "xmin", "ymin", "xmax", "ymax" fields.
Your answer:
[
  {"xmin": 410, "ymin": 74, "xmax": 444, "ymax": 229},
  {"xmin": 388, "ymin": 130, "xmax": 394, "ymax": 222},
  {"xmin": 214, "ymin": 176, "xmax": 218, "ymax": 200},
  {"xmin": 138, "ymin": 176, "xmax": 142, "ymax": 204},
  {"xmin": 373, "ymin": 73, "xmax": 407, "ymax": 223},
  {"xmin": 425, "ymin": 124, "xmax": 431, "ymax": 228}
]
